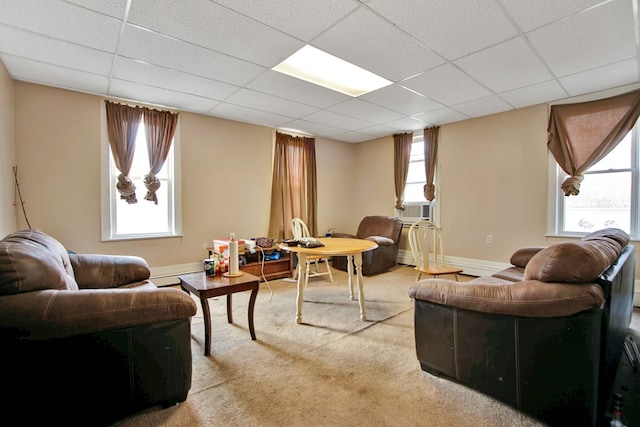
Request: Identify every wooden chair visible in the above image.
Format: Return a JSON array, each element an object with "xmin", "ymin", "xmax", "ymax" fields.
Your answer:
[
  {"xmin": 291, "ymin": 218, "xmax": 333, "ymax": 284},
  {"xmin": 408, "ymin": 220, "xmax": 462, "ymax": 281}
]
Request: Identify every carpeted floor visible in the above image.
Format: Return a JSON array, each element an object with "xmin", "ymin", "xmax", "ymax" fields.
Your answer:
[{"xmin": 112, "ymin": 266, "xmax": 638, "ymax": 427}]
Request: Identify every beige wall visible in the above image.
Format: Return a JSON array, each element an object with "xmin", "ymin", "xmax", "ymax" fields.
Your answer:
[
  {"xmin": 0, "ymin": 60, "xmax": 16, "ymax": 236},
  {"xmin": 12, "ymin": 82, "xmax": 355, "ymax": 268}
]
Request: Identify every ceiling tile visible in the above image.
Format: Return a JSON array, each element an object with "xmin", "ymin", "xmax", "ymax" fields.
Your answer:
[
  {"xmin": 279, "ymin": 119, "xmax": 347, "ymax": 137},
  {"xmin": 527, "ymin": 0, "xmax": 636, "ymax": 77},
  {"xmin": 499, "ymin": 80, "xmax": 568, "ymax": 108},
  {"xmin": 127, "ymin": 0, "xmax": 302, "ymax": 67},
  {"xmin": 330, "ymin": 131, "xmax": 374, "ymax": 143},
  {"xmin": 313, "ymin": 7, "xmax": 445, "ymax": 82},
  {"xmin": 381, "ymin": 116, "xmax": 429, "ymax": 132},
  {"xmin": 0, "ymin": 25, "xmax": 113, "ymax": 76},
  {"xmin": 414, "ymin": 108, "xmax": 469, "ymax": 125},
  {"xmin": 402, "ymin": 64, "xmax": 492, "ymax": 105},
  {"xmin": 0, "ymin": 0, "xmax": 121, "ymax": 52},
  {"xmin": 119, "ymin": 25, "xmax": 267, "ymax": 87},
  {"xmin": 367, "ymin": 0, "xmax": 518, "ymax": 60},
  {"xmin": 303, "ymin": 110, "xmax": 374, "ymax": 131},
  {"xmin": 109, "ymin": 79, "xmax": 220, "ymax": 113},
  {"xmin": 210, "ymin": 103, "xmax": 293, "ymax": 128},
  {"xmin": 66, "ymin": 0, "xmax": 129, "ymax": 19},
  {"xmin": 453, "ymin": 95, "xmax": 513, "ymax": 117},
  {"xmin": 499, "ymin": 0, "xmax": 605, "ymax": 32},
  {"xmin": 224, "ymin": 89, "xmax": 319, "ymax": 118},
  {"xmin": 454, "ymin": 37, "xmax": 552, "ymax": 93},
  {"xmin": 1, "ymin": 55, "xmax": 109, "ymax": 93},
  {"xmin": 211, "ymin": 0, "xmax": 361, "ymax": 41},
  {"xmin": 247, "ymin": 70, "xmax": 350, "ymax": 109},
  {"xmin": 113, "ymin": 57, "xmax": 239, "ymax": 101},
  {"xmin": 360, "ymin": 84, "xmax": 443, "ymax": 116},
  {"xmin": 560, "ymin": 59, "xmax": 640, "ymax": 97},
  {"xmin": 327, "ymin": 98, "xmax": 404, "ymax": 123}
]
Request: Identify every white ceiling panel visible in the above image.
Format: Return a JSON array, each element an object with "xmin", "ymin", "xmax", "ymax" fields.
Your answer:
[
  {"xmin": 366, "ymin": 0, "xmax": 518, "ymax": 60},
  {"xmin": 119, "ymin": 25, "xmax": 266, "ymax": 87},
  {"xmin": 247, "ymin": 70, "xmax": 350, "ymax": 109},
  {"xmin": 527, "ymin": 0, "xmax": 636, "ymax": 78},
  {"xmin": 402, "ymin": 64, "xmax": 492, "ymax": 106},
  {"xmin": 0, "ymin": 0, "xmax": 121, "ymax": 52},
  {"xmin": 454, "ymin": 37, "xmax": 552, "ymax": 93},
  {"xmin": 113, "ymin": 58, "xmax": 239, "ymax": 101},
  {"xmin": 2, "ymin": 55, "xmax": 109, "ymax": 94},
  {"xmin": 1, "ymin": 0, "xmax": 638, "ymax": 143},
  {"xmin": 499, "ymin": 80, "xmax": 568, "ymax": 109},
  {"xmin": 224, "ymin": 89, "xmax": 319, "ymax": 118},
  {"xmin": 211, "ymin": 0, "xmax": 361, "ymax": 41},
  {"xmin": 127, "ymin": 0, "xmax": 302, "ymax": 67},
  {"xmin": 313, "ymin": 7, "xmax": 445, "ymax": 82}
]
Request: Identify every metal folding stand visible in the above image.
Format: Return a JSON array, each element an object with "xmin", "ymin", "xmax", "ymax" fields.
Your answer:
[{"xmin": 624, "ymin": 334, "xmax": 640, "ymax": 372}]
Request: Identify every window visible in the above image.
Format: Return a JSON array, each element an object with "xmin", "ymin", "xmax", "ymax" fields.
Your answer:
[
  {"xmin": 550, "ymin": 122, "xmax": 638, "ymax": 238},
  {"xmin": 101, "ymin": 110, "xmax": 182, "ymax": 241},
  {"xmin": 399, "ymin": 133, "xmax": 432, "ymax": 224}
]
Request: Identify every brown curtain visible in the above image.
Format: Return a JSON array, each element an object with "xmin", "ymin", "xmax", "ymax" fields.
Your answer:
[
  {"xmin": 548, "ymin": 89, "xmax": 640, "ymax": 196},
  {"xmin": 423, "ymin": 126, "xmax": 439, "ymax": 201},
  {"xmin": 393, "ymin": 132, "xmax": 413, "ymax": 210},
  {"xmin": 105, "ymin": 101, "xmax": 143, "ymax": 204},
  {"xmin": 143, "ymin": 108, "xmax": 179, "ymax": 204},
  {"xmin": 268, "ymin": 132, "xmax": 318, "ymax": 239}
]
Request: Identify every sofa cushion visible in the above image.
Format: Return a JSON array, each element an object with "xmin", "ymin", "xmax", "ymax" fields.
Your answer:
[
  {"xmin": 523, "ymin": 229, "xmax": 627, "ymax": 284},
  {"xmin": 0, "ymin": 229, "xmax": 78, "ymax": 295},
  {"xmin": 509, "ymin": 246, "xmax": 545, "ymax": 268}
]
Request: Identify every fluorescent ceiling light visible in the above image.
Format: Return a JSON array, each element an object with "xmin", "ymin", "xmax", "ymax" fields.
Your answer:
[{"xmin": 273, "ymin": 45, "xmax": 392, "ymax": 97}]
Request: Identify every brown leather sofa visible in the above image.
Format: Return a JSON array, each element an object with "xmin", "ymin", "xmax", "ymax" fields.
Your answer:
[
  {"xmin": 0, "ymin": 229, "xmax": 197, "ymax": 426},
  {"xmin": 409, "ymin": 228, "xmax": 635, "ymax": 427},
  {"xmin": 331, "ymin": 215, "xmax": 403, "ymax": 276}
]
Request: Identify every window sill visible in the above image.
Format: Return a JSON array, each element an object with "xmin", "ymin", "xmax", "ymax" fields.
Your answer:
[{"xmin": 101, "ymin": 233, "xmax": 184, "ymax": 243}]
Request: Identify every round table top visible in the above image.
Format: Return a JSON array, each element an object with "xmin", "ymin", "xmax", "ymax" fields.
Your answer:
[{"xmin": 279, "ymin": 237, "xmax": 378, "ymax": 255}]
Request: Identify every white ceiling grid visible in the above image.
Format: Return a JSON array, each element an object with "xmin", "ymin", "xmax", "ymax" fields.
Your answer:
[{"xmin": 0, "ymin": 0, "xmax": 638, "ymax": 143}]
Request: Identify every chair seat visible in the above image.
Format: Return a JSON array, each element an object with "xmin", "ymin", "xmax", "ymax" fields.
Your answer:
[{"xmin": 415, "ymin": 265, "xmax": 462, "ymax": 279}]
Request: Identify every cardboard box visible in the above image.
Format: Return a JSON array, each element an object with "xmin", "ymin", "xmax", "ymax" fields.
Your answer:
[{"xmin": 213, "ymin": 239, "xmax": 245, "ymax": 254}]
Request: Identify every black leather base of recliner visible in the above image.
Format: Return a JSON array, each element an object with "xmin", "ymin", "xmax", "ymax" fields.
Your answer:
[{"xmin": 3, "ymin": 319, "xmax": 193, "ymax": 426}]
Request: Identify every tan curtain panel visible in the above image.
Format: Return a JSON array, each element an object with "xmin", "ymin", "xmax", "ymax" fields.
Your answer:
[
  {"xmin": 548, "ymin": 89, "xmax": 640, "ymax": 196},
  {"xmin": 268, "ymin": 132, "xmax": 318, "ymax": 240},
  {"xmin": 393, "ymin": 132, "xmax": 413, "ymax": 210},
  {"xmin": 423, "ymin": 126, "xmax": 439, "ymax": 201},
  {"xmin": 143, "ymin": 108, "xmax": 179, "ymax": 204},
  {"xmin": 105, "ymin": 101, "xmax": 143, "ymax": 204}
]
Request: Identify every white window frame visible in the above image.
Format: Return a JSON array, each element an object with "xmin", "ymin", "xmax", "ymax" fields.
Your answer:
[
  {"xmin": 547, "ymin": 123, "xmax": 639, "ymax": 239},
  {"xmin": 100, "ymin": 102, "xmax": 182, "ymax": 241},
  {"xmin": 397, "ymin": 132, "xmax": 436, "ymax": 225}
]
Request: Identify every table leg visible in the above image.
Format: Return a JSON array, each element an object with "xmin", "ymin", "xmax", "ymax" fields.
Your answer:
[
  {"xmin": 353, "ymin": 252, "xmax": 366, "ymax": 321},
  {"xmin": 248, "ymin": 284, "xmax": 258, "ymax": 340},
  {"xmin": 346, "ymin": 254, "xmax": 355, "ymax": 300},
  {"xmin": 226, "ymin": 293, "xmax": 233, "ymax": 324},
  {"xmin": 296, "ymin": 253, "xmax": 308, "ymax": 324},
  {"xmin": 199, "ymin": 294, "xmax": 213, "ymax": 356}
]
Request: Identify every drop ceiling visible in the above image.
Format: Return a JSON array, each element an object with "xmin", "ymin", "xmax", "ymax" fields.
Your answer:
[{"xmin": 1, "ymin": 0, "xmax": 639, "ymax": 143}]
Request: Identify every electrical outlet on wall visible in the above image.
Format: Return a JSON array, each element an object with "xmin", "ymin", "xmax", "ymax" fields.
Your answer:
[
  {"xmin": 486, "ymin": 234, "xmax": 493, "ymax": 244},
  {"xmin": 229, "ymin": 232, "xmax": 236, "ymax": 241}
]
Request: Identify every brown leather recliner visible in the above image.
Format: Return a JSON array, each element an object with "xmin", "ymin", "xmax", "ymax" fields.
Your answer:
[
  {"xmin": 0, "ymin": 229, "xmax": 197, "ymax": 426},
  {"xmin": 332, "ymin": 215, "xmax": 403, "ymax": 276}
]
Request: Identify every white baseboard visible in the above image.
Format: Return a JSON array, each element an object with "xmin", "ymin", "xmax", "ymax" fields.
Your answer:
[
  {"xmin": 397, "ymin": 249, "xmax": 640, "ymax": 308},
  {"xmin": 150, "ymin": 262, "xmax": 201, "ymax": 286}
]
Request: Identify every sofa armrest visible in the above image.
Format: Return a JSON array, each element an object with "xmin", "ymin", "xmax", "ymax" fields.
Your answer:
[
  {"xmin": 409, "ymin": 278, "xmax": 604, "ymax": 317},
  {"xmin": 331, "ymin": 232, "xmax": 356, "ymax": 239},
  {"xmin": 509, "ymin": 246, "xmax": 545, "ymax": 268},
  {"xmin": 365, "ymin": 236, "xmax": 395, "ymax": 246},
  {"xmin": 0, "ymin": 286, "xmax": 197, "ymax": 340},
  {"xmin": 70, "ymin": 253, "xmax": 150, "ymax": 289}
]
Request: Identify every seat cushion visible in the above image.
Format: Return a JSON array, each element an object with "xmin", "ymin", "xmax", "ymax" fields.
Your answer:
[{"xmin": 0, "ymin": 229, "xmax": 78, "ymax": 295}]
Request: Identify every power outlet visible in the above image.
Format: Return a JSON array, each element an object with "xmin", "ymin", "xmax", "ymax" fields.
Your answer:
[
  {"xmin": 486, "ymin": 234, "xmax": 493, "ymax": 244},
  {"xmin": 229, "ymin": 232, "xmax": 236, "ymax": 241}
]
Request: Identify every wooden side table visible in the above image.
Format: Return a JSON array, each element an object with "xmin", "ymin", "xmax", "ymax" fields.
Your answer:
[{"xmin": 179, "ymin": 271, "xmax": 259, "ymax": 356}]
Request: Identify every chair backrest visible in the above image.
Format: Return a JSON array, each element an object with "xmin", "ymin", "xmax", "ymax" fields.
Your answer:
[
  {"xmin": 408, "ymin": 221, "xmax": 446, "ymax": 270},
  {"xmin": 291, "ymin": 218, "xmax": 311, "ymax": 240},
  {"xmin": 356, "ymin": 216, "xmax": 403, "ymax": 242}
]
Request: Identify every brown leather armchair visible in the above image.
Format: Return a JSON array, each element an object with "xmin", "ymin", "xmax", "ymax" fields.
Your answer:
[
  {"xmin": 331, "ymin": 215, "xmax": 403, "ymax": 276},
  {"xmin": 0, "ymin": 229, "xmax": 197, "ymax": 426}
]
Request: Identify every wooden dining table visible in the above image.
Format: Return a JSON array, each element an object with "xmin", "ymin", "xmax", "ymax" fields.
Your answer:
[{"xmin": 279, "ymin": 237, "xmax": 378, "ymax": 324}]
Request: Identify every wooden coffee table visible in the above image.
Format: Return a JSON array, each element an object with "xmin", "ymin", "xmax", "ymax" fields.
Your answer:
[{"xmin": 179, "ymin": 271, "xmax": 259, "ymax": 356}]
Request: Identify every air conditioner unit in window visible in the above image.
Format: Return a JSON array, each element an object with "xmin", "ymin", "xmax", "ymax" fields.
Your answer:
[{"xmin": 401, "ymin": 203, "xmax": 431, "ymax": 225}]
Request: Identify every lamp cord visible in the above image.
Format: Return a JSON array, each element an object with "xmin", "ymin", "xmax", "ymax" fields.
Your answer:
[{"xmin": 13, "ymin": 166, "xmax": 32, "ymax": 229}]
